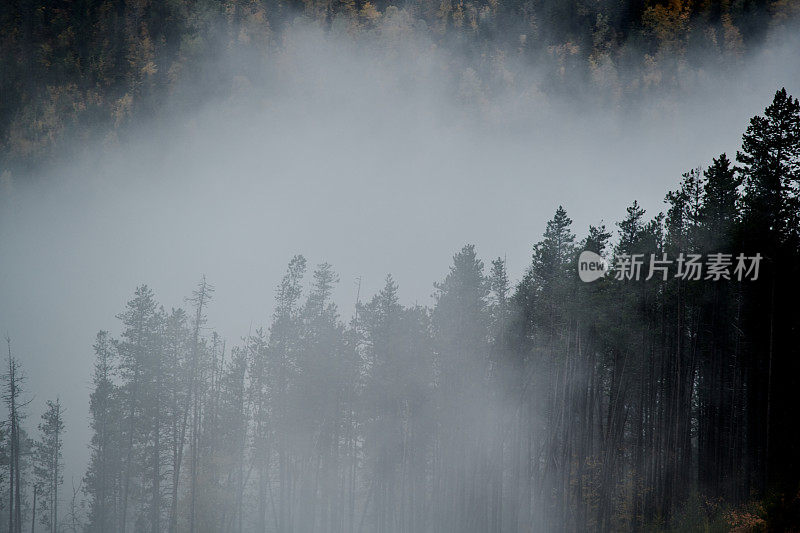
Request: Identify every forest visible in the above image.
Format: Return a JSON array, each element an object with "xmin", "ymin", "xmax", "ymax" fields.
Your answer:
[
  {"xmin": 2, "ymin": 87, "xmax": 799, "ymax": 531},
  {"xmin": 1, "ymin": 0, "xmax": 800, "ymax": 178}
]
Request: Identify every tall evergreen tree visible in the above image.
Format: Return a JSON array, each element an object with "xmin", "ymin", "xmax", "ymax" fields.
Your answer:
[
  {"xmin": 4, "ymin": 337, "xmax": 28, "ymax": 533},
  {"xmin": 85, "ymin": 331, "xmax": 122, "ymax": 533},
  {"xmin": 33, "ymin": 399, "xmax": 65, "ymax": 533}
]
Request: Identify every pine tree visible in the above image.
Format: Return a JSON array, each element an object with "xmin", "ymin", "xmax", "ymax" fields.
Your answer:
[
  {"xmin": 359, "ymin": 275, "xmax": 405, "ymax": 533},
  {"xmin": 432, "ymin": 244, "xmax": 490, "ymax": 532},
  {"xmin": 186, "ymin": 277, "xmax": 213, "ymax": 533},
  {"xmin": 4, "ymin": 337, "xmax": 28, "ymax": 533},
  {"xmin": 164, "ymin": 308, "xmax": 189, "ymax": 533},
  {"xmin": 33, "ymin": 399, "xmax": 65, "ymax": 533},
  {"xmin": 737, "ymin": 88, "xmax": 800, "ymax": 497},
  {"xmin": 115, "ymin": 285, "xmax": 161, "ymax": 532},
  {"xmin": 85, "ymin": 331, "xmax": 122, "ymax": 533},
  {"xmin": 738, "ymin": 87, "xmax": 800, "ymax": 245},
  {"xmin": 702, "ymin": 153, "xmax": 741, "ymax": 247},
  {"xmin": 266, "ymin": 256, "xmax": 306, "ymax": 532}
]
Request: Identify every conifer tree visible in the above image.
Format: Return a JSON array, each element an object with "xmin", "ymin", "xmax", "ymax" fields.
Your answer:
[
  {"xmin": 85, "ymin": 331, "xmax": 122, "ymax": 533},
  {"xmin": 4, "ymin": 337, "xmax": 28, "ymax": 533},
  {"xmin": 33, "ymin": 399, "xmax": 65, "ymax": 533}
]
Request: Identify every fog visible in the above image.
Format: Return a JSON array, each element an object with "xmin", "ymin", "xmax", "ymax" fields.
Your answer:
[{"xmin": 1, "ymin": 18, "xmax": 799, "ymax": 528}]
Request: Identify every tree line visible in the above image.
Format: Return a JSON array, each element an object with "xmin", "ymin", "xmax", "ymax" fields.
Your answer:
[
  {"xmin": 2, "ymin": 0, "xmax": 798, "ymax": 175},
  {"xmin": 3, "ymin": 87, "xmax": 800, "ymax": 531}
]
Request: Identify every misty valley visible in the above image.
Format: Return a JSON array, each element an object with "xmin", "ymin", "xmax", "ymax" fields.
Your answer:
[
  {"xmin": 2, "ymin": 0, "xmax": 800, "ymax": 531},
  {"xmin": 3, "ymin": 89, "xmax": 800, "ymax": 531}
]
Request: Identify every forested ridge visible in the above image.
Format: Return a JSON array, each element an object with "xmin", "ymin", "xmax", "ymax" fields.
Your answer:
[
  {"xmin": 1, "ymin": 87, "xmax": 799, "ymax": 532},
  {"xmin": 1, "ymin": 0, "xmax": 799, "ymax": 176}
]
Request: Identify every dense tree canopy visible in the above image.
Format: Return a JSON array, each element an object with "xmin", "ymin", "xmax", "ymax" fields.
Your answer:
[{"xmin": 1, "ymin": 0, "xmax": 798, "ymax": 174}]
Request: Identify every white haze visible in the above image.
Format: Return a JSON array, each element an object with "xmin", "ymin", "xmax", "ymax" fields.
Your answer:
[{"xmin": 1, "ymin": 20, "xmax": 799, "ymax": 491}]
